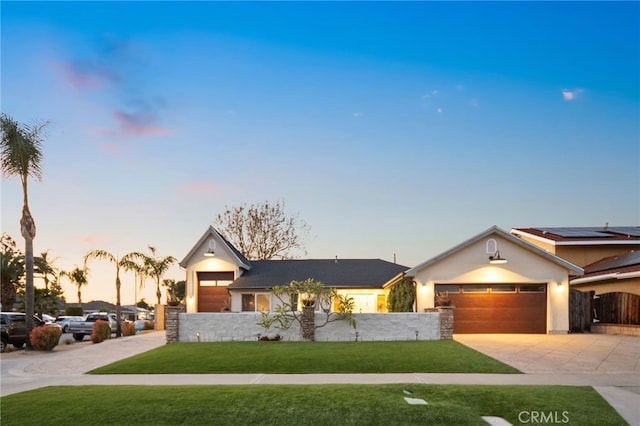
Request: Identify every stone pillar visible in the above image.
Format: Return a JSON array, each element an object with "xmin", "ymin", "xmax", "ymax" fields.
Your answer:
[
  {"xmin": 301, "ymin": 306, "xmax": 315, "ymax": 341},
  {"xmin": 437, "ymin": 306, "xmax": 454, "ymax": 340},
  {"xmin": 165, "ymin": 305, "xmax": 185, "ymax": 344}
]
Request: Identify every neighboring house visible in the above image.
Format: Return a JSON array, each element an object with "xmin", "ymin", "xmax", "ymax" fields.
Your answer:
[
  {"xmin": 179, "ymin": 226, "xmax": 407, "ymax": 314},
  {"xmin": 404, "ymin": 226, "xmax": 582, "ymax": 334},
  {"xmin": 570, "ymin": 251, "xmax": 640, "ymax": 296},
  {"xmin": 510, "ymin": 226, "xmax": 640, "ymax": 268}
]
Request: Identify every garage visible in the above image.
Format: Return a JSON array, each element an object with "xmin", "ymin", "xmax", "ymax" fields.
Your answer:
[
  {"xmin": 197, "ymin": 271, "xmax": 233, "ymax": 312},
  {"xmin": 406, "ymin": 226, "xmax": 582, "ymax": 334},
  {"xmin": 436, "ymin": 283, "xmax": 547, "ymax": 333}
]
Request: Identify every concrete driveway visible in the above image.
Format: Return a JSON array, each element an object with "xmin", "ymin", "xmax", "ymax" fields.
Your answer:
[{"xmin": 453, "ymin": 333, "xmax": 640, "ymax": 375}]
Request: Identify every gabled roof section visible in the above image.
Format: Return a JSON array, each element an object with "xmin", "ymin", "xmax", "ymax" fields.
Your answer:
[
  {"xmin": 228, "ymin": 259, "xmax": 409, "ymax": 290},
  {"xmin": 179, "ymin": 225, "xmax": 252, "ymax": 270},
  {"xmin": 511, "ymin": 226, "xmax": 640, "ymax": 246},
  {"xmin": 405, "ymin": 225, "xmax": 583, "ymax": 276}
]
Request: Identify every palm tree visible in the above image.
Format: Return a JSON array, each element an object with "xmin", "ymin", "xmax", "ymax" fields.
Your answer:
[
  {"xmin": 0, "ymin": 113, "xmax": 48, "ymax": 347},
  {"xmin": 35, "ymin": 250, "xmax": 59, "ymax": 290},
  {"xmin": 143, "ymin": 245, "xmax": 176, "ymax": 305},
  {"xmin": 84, "ymin": 250, "xmax": 144, "ymax": 337},
  {"xmin": 61, "ymin": 266, "xmax": 88, "ymax": 304}
]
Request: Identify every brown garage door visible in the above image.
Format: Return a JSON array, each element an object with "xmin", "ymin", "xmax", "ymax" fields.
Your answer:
[
  {"xmin": 197, "ymin": 271, "xmax": 233, "ymax": 312},
  {"xmin": 435, "ymin": 284, "xmax": 547, "ymax": 334}
]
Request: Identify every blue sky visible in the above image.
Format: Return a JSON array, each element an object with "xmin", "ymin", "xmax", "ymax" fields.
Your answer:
[{"xmin": 2, "ymin": 1, "xmax": 638, "ymax": 305}]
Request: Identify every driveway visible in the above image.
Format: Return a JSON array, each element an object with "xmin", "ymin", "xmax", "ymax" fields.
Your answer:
[{"xmin": 453, "ymin": 333, "xmax": 640, "ymax": 375}]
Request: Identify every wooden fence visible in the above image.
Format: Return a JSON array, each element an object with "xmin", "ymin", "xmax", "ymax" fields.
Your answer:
[
  {"xmin": 569, "ymin": 289, "xmax": 593, "ymax": 332},
  {"xmin": 594, "ymin": 292, "xmax": 640, "ymax": 325}
]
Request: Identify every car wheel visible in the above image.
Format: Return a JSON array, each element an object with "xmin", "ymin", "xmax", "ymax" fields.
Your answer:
[
  {"xmin": 63, "ymin": 325, "xmax": 69, "ymax": 333},
  {"xmin": 12, "ymin": 342, "xmax": 24, "ymax": 349},
  {"xmin": 73, "ymin": 334, "xmax": 84, "ymax": 342},
  {"xmin": 1, "ymin": 338, "xmax": 7, "ymax": 353}
]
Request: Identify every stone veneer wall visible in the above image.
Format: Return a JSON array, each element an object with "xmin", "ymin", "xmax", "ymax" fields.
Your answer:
[
  {"xmin": 437, "ymin": 306, "xmax": 454, "ymax": 340},
  {"xmin": 175, "ymin": 312, "xmax": 443, "ymax": 342},
  {"xmin": 165, "ymin": 305, "xmax": 185, "ymax": 343}
]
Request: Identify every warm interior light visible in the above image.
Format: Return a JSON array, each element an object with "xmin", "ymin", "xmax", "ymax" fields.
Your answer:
[{"xmin": 489, "ymin": 250, "xmax": 507, "ymax": 264}]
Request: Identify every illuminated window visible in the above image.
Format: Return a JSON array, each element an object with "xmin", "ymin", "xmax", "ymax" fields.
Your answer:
[{"xmin": 242, "ymin": 293, "xmax": 271, "ymax": 312}]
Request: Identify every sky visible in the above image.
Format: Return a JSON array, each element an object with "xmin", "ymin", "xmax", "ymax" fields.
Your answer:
[{"xmin": 1, "ymin": 1, "xmax": 638, "ymax": 306}]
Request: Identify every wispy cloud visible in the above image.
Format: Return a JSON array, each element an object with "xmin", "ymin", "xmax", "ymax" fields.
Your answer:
[
  {"xmin": 562, "ymin": 88, "xmax": 584, "ymax": 101},
  {"xmin": 55, "ymin": 60, "xmax": 115, "ymax": 89},
  {"xmin": 112, "ymin": 110, "xmax": 172, "ymax": 138},
  {"xmin": 77, "ymin": 234, "xmax": 103, "ymax": 244},
  {"xmin": 352, "ymin": 111, "xmax": 364, "ymax": 118},
  {"xmin": 178, "ymin": 179, "xmax": 219, "ymax": 197}
]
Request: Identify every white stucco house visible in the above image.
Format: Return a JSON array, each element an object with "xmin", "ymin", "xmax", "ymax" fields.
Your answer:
[{"xmin": 406, "ymin": 226, "xmax": 583, "ymax": 334}]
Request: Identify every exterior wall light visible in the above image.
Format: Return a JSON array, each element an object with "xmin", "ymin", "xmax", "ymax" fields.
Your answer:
[{"xmin": 489, "ymin": 250, "xmax": 507, "ymax": 264}]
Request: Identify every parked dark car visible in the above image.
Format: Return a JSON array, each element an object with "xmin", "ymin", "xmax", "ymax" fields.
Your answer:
[{"xmin": 0, "ymin": 312, "xmax": 45, "ymax": 352}]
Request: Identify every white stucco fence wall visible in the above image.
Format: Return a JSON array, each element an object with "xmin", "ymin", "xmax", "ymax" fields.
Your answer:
[{"xmin": 178, "ymin": 312, "xmax": 441, "ymax": 342}]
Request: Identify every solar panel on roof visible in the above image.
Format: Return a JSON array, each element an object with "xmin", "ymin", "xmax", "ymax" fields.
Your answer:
[
  {"xmin": 538, "ymin": 228, "xmax": 613, "ymax": 238},
  {"xmin": 608, "ymin": 227, "xmax": 640, "ymax": 237},
  {"xmin": 587, "ymin": 251, "xmax": 640, "ymax": 274}
]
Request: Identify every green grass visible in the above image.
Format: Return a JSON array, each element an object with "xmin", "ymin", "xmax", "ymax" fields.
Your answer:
[
  {"xmin": 89, "ymin": 340, "xmax": 520, "ymax": 374},
  {"xmin": 0, "ymin": 384, "xmax": 625, "ymax": 425}
]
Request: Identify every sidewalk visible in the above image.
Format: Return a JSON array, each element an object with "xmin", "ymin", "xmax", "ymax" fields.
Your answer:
[{"xmin": 1, "ymin": 332, "xmax": 638, "ymax": 425}]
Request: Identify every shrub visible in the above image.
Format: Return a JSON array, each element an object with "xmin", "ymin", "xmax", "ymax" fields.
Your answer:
[
  {"xmin": 91, "ymin": 320, "xmax": 111, "ymax": 344},
  {"xmin": 121, "ymin": 321, "xmax": 136, "ymax": 336},
  {"xmin": 30, "ymin": 326, "xmax": 62, "ymax": 351},
  {"xmin": 65, "ymin": 306, "xmax": 84, "ymax": 316},
  {"xmin": 144, "ymin": 320, "xmax": 154, "ymax": 330}
]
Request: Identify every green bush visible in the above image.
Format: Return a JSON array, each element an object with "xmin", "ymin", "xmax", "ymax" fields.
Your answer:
[
  {"xmin": 90, "ymin": 320, "xmax": 111, "ymax": 344},
  {"xmin": 30, "ymin": 326, "xmax": 62, "ymax": 351},
  {"xmin": 121, "ymin": 321, "xmax": 136, "ymax": 336},
  {"xmin": 65, "ymin": 306, "xmax": 84, "ymax": 316}
]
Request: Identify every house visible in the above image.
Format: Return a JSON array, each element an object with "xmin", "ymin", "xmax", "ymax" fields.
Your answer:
[
  {"xmin": 510, "ymin": 226, "xmax": 640, "ymax": 296},
  {"xmin": 405, "ymin": 226, "xmax": 583, "ymax": 334},
  {"xmin": 179, "ymin": 226, "xmax": 407, "ymax": 314}
]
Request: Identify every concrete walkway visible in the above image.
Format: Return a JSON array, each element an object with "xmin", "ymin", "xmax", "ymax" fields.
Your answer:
[{"xmin": 1, "ymin": 332, "xmax": 639, "ymax": 425}]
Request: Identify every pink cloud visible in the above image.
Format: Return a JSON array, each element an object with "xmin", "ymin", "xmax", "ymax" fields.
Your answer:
[
  {"xmin": 77, "ymin": 235, "xmax": 103, "ymax": 244},
  {"xmin": 178, "ymin": 180, "xmax": 219, "ymax": 197},
  {"xmin": 53, "ymin": 60, "xmax": 113, "ymax": 89},
  {"xmin": 112, "ymin": 111, "xmax": 172, "ymax": 138},
  {"xmin": 562, "ymin": 88, "xmax": 584, "ymax": 101}
]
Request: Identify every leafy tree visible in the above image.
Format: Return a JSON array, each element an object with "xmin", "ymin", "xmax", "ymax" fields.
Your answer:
[
  {"xmin": 1, "ymin": 234, "xmax": 24, "ymax": 310},
  {"xmin": 215, "ymin": 200, "xmax": 309, "ymax": 260},
  {"xmin": 143, "ymin": 245, "xmax": 176, "ymax": 305},
  {"xmin": 163, "ymin": 279, "xmax": 185, "ymax": 305},
  {"xmin": 18, "ymin": 287, "xmax": 62, "ymax": 318},
  {"xmin": 1, "ymin": 113, "xmax": 48, "ymax": 347},
  {"xmin": 261, "ymin": 278, "xmax": 355, "ymax": 341},
  {"xmin": 84, "ymin": 250, "xmax": 145, "ymax": 337},
  {"xmin": 136, "ymin": 298, "xmax": 150, "ymax": 310},
  {"xmin": 61, "ymin": 266, "xmax": 89, "ymax": 304},
  {"xmin": 387, "ymin": 276, "xmax": 416, "ymax": 312}
]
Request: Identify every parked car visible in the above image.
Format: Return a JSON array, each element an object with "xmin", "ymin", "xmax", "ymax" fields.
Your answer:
[
  {"xmin": 1, "ymin": 312, "xmax": 45, "ymax": 352},
  {"xmin": 54, "ymin": 316, "xmax": 85, "ymax": 333},
  {"xmin": 67, "ymin": 312, "xmax": 118, "ymax": 341}
]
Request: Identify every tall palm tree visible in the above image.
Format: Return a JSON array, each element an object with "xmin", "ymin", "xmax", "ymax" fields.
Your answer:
[
  {"xmin": 35, "ymin": 250, "xmax": 59, "ymax": 290},
  {"xmin": 61, "ymin": 266, "xmax": 88, "ymax": 304},
  {"xmin": 143, "ymin": 245, "xmax": 176, "ymax": 305},
  {"xmin": 84, "ymin": 250, "xmax": 144, "ymax": 337},
  {"xmin": 0, "ymin": 113, "xmax": 48, "ymax": 347}
]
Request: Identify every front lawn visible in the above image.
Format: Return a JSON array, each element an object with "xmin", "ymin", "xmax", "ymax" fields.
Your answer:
[
  {"xmin": 0, "ymin": 384, "xmax": 625, "ymax": 425},
  {"xmin": 90, "ymin": 340, "xmax": 520, "ymax": 374}
]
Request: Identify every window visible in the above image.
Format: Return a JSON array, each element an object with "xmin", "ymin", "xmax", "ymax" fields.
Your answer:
[
  {"xmin": 242, "ymin": 293, "xmax": 271, "ymax": 312},
  {"xmin": 435, "ymin": 284, "xmax": 460, "ymax": 293},
  {"xmin": 198, "ymin": 271, "xmax": 234, "ymax": 287},
  {"xmin": 490, "ymin": 285, "xmax": 517, "ymax": 293},
  {"xmin": 519, "ymin": 284, "xmax": 546, "ymax": 293},
  {"xmin": 486, "ymin": 239, "xmax": 497, "ymax": 254},
  {"xmin": 461, "ymin": 285, "xmax": 489, "ymax": 293},
  {"xmin": 241, "ymin": 294, "xmax": 255, "ymax": 311}
]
